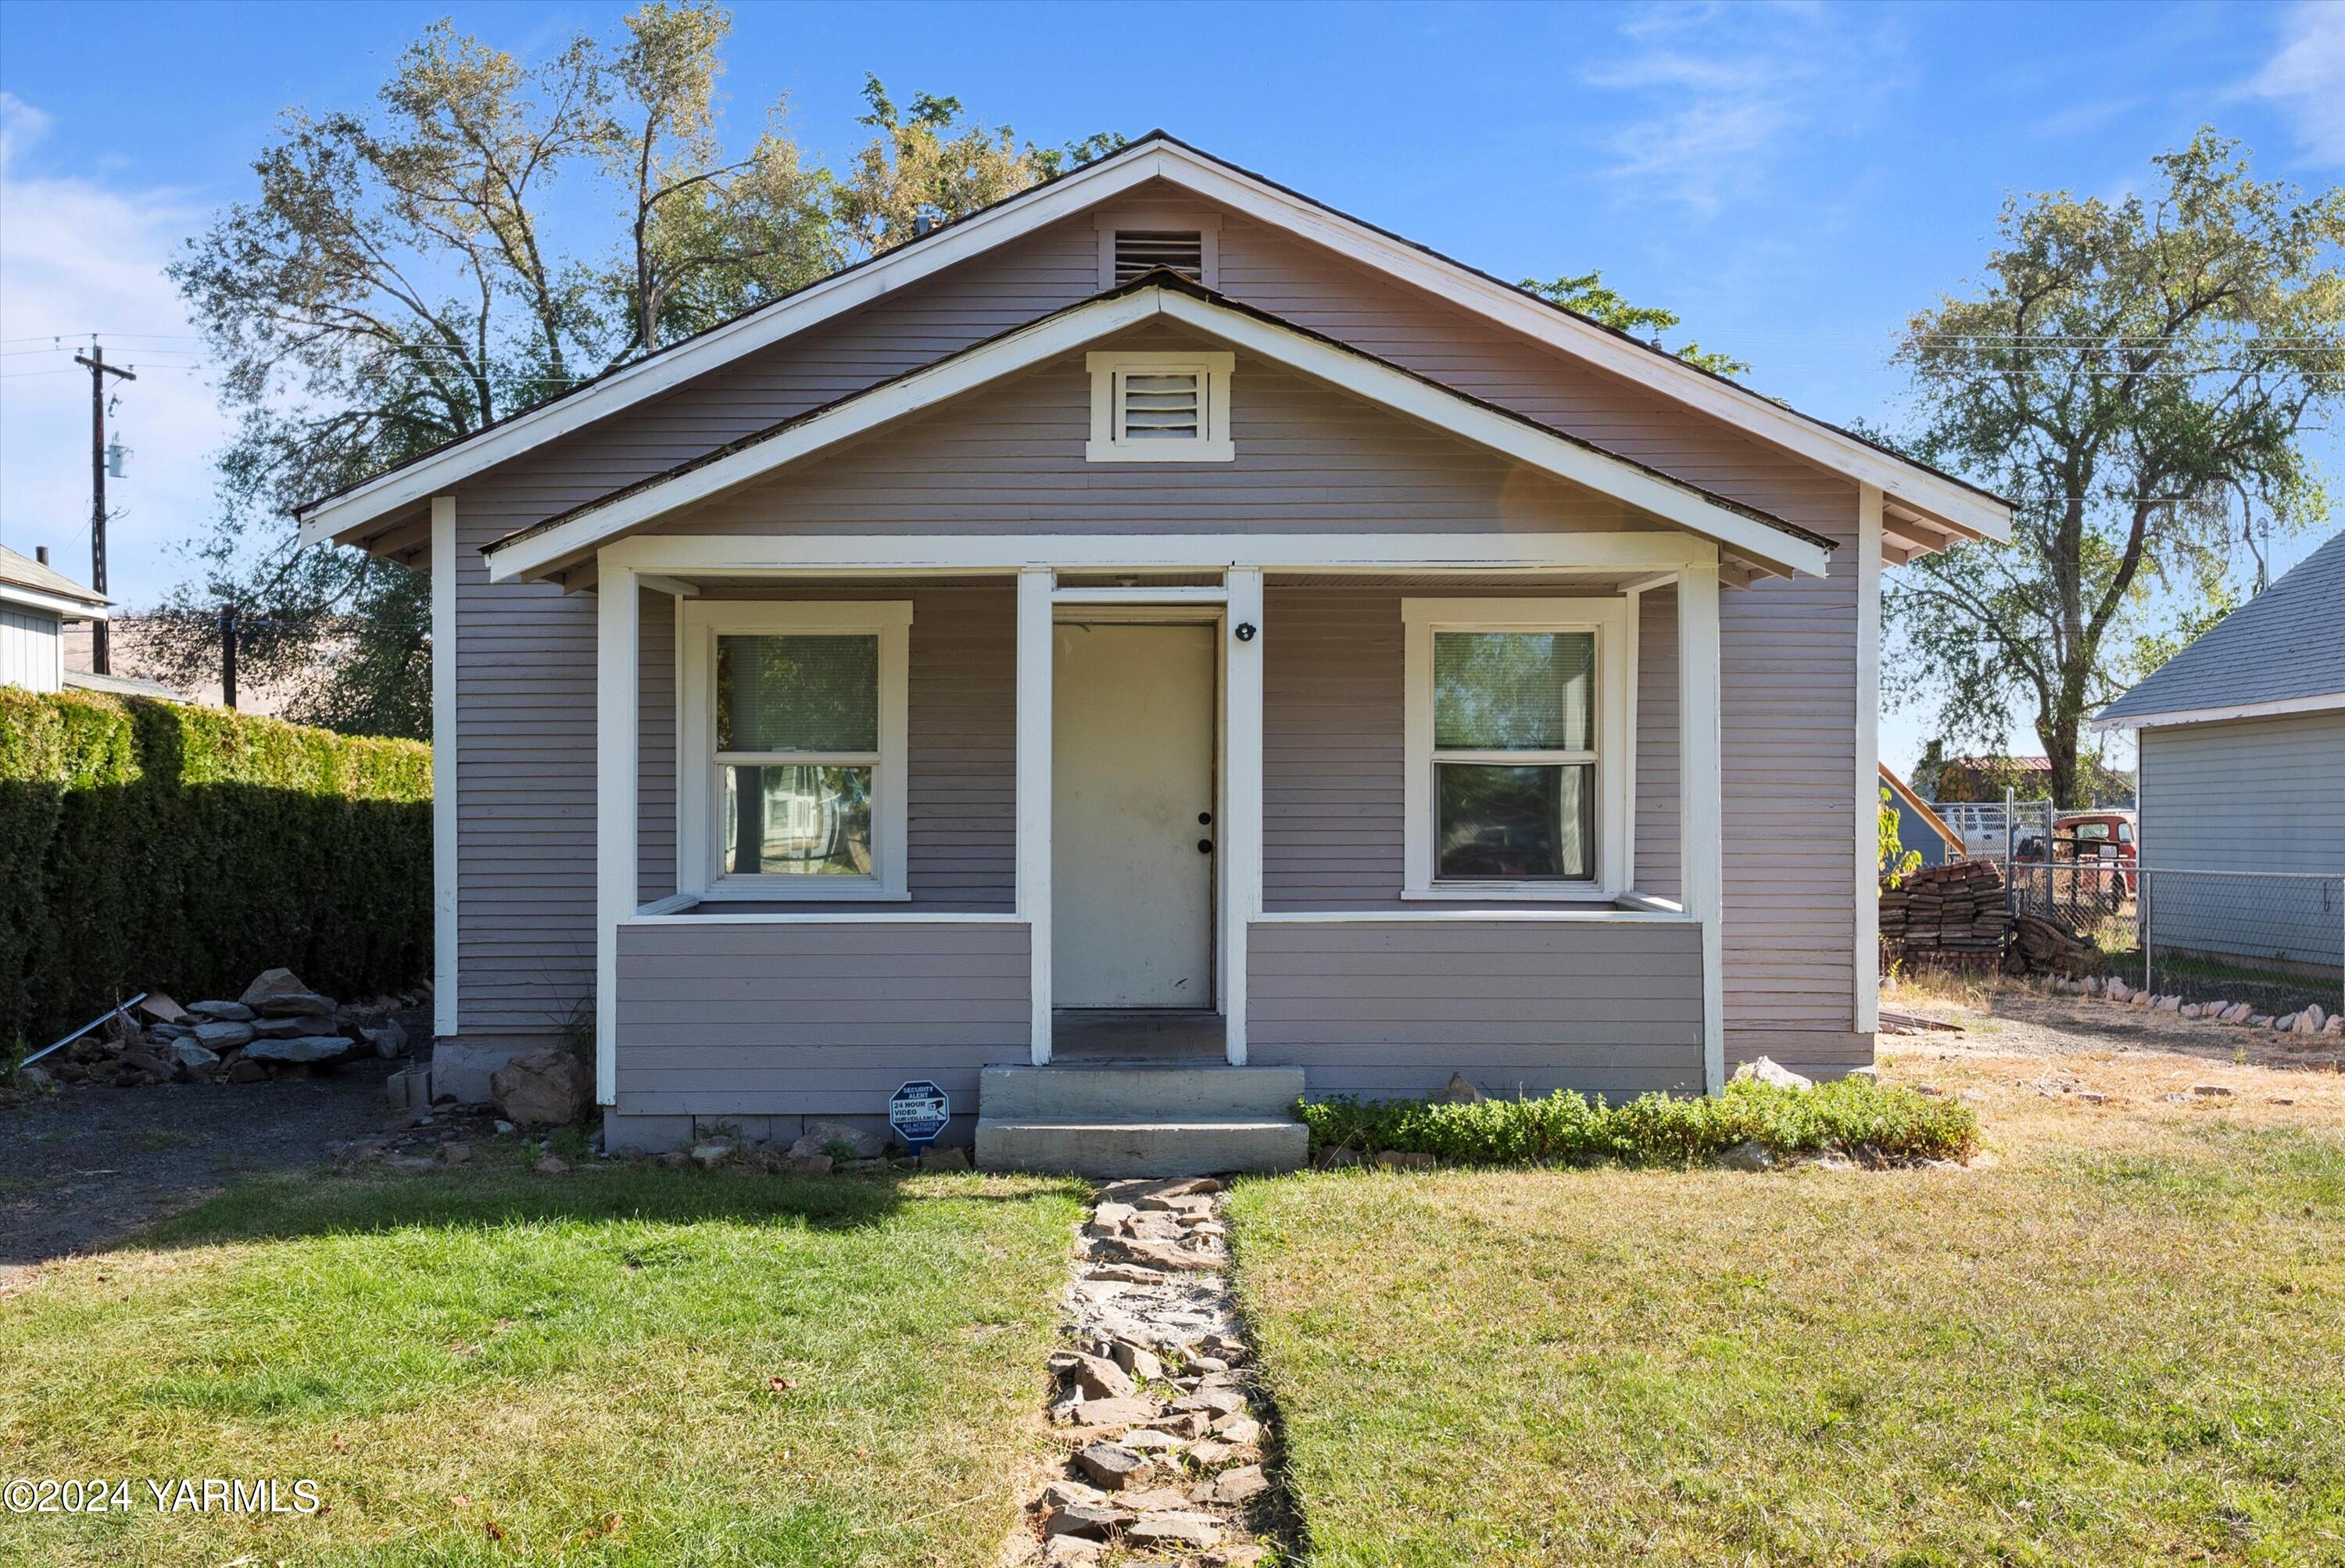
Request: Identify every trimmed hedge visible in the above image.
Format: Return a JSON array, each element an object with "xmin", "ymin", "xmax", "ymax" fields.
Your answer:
[
  {"xmin": 1296, "ymin": 1077, "xmax": 1980, "ymax": 1168},
  {"xmin": 1, "ymin": 689, "xmax": 430, "ymax": 1048}
]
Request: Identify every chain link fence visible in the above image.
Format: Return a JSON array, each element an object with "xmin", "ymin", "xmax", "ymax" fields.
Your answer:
[{"xmin": 1946, "ymin": 793, "xmax": 2344, "ymax": 1018}]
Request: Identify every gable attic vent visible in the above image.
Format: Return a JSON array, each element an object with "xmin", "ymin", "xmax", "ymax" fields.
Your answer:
[
  {"xmin": 1114, "ymin": 230, "xmax": 1206, "ymax": 285},
  {"xmin": 1119, "ymin": 370, "xmax": 1202, "ymax": 439}
]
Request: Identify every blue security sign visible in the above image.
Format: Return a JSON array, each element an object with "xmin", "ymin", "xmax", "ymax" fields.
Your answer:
[{"xmin": 889, "ymin": 1080, "xmax": 951, "ymax": 1153}]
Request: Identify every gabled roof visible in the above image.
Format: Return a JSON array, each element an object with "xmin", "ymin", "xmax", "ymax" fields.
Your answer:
[
  {"xmin": 0, "ymin": 542, "xmax": 110, "ymax": 618},
  {"xmin": 481, "ymin": 274, "xmax": 1835, "ymax": 585},
  {"xmin": 2095, "ymin": 529, "xmax": 2345, "ymax": 729},
  {"xmin": 301, "ymin": 132, "xmax": 2010, "ymax": 555}
]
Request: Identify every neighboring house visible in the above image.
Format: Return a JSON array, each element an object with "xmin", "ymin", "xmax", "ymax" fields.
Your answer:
[
  {"xmin": 0, "ymin": 542, "xmax": 109, "ymax": 693},
  {"xmin": 1881, "ymin": 764, "xmax": 1963, "ymax": 869},
  {"xmin": 2095, "ymin": 529, "xmax": 2345, "ymax": 970},
  {"xmin": 295, "ymin": 134, "xmax": 2012, "ymax": 1164}
]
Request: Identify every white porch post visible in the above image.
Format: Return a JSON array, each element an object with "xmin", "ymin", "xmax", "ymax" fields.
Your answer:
[
  {"xmin": 430, "ymin": 496, "xmax": 458, "ymax": 1042},
  {"xmin": 1222, "ymin": 567, "xmax": 1265, "ymax": 1065},
  {"xmin": 595, "ymin": 560, "xmax": 639, "ymax": 1106},
  {"xmin": 1016, "ymin": 567, "xmax": 1054, "ymax": 1065},
  {"xmin": 1678, "ymin": 560, "xmax": 1725, "ymax": 1091},
  {"xmin": 1854, "ymin": 485, "xmax": 1884, "ymax": 1036}
]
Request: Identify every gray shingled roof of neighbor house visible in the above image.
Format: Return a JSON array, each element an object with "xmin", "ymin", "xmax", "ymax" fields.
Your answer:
[{"xmin": 2096, "ymin": 528, "xmax": 2345, "ymax": 723}]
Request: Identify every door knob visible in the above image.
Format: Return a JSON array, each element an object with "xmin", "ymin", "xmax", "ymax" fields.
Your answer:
[{"xmin": 1197, "ymin": 839, "xmax": 1214, "ymax": 854}]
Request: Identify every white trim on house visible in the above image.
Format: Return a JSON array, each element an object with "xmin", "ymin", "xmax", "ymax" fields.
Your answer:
[
  {"xmin": 1677, "ymin": 562, "xmax": 1724, "ymax": 1092},
  {"xmin": 1400, "ymin": 596, "xmax": 1634, "ymax": 901},
  {"xmin": 478, "ymin": 285, "xmax": 1832, "ymax": 583},
  {"xmin": 1251, "ymin": 907, "xmax": 1696, "ymax": 925},
  {"xmin": 0, "ymin": 581, "xmax": 111, "ymax": 621},
  {"xmin": 675, "ymin": 599, "xmax": 913, "ymax": 903},
  {"xmin": 2089, "ymin": 690, "xmax": 2345, "ymax": 731},
  {"xmin": 431, "ymin": 496, "xmax": 458, "ymax": 1040},
  {"xmin": 595, "ymin": 560, "xmax": 639, "ymax": 1105},
  {"xmin": 1096, "ymin": 207, "xmax": 1221, "ymax": 291},
  {"xmin": 1223, "ymin": 567, "xmax": 1265, "ymax": 1065},
  {"xmin": 1016, "ymin": 569, "xmax": 1055, "ymax": 1064},
  {"xmin": 1085, "ymin": 348, "xmax": 1234, "ymax": 462},
  {"xmin": 1854, "ymin": 483, "xmax": 1882, "ymax": 1035},
  {"xmin": 621, "ymin": 910, "xmax": 1029, "ymax": 926},
  {"xmin": 302, "ymin": 138, "xmax": 2005, "ymax": 550},
  {"xmin": 598, "ymin": 532, "xmax": 1726, "ymax": 578}
]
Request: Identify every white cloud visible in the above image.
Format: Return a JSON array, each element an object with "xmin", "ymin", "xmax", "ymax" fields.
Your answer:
[
  {"xmin": 2248, "ymin": 2, "xmax": 2345, "ymax": 165},
  {"xmin": 1579, "ymin": 2, "xmax": 1897, "ymax": 214},
  {"xmin": 0, "ymin": 91, "xmax": 232, "ymax": 607}
]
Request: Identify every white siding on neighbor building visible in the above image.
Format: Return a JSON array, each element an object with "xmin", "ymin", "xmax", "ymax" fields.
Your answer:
[{"xmin": 2, "ymin": 604, "xmax": 64, "ymax": 692}]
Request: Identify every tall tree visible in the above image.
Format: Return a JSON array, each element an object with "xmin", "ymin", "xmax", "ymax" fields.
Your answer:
[
  {"xmin": 157, "ymin": 4, "xmax": 1115, "ymax": 736},
  {"xmin": 1886, "ymin": 131, "xmax": 2345, "ymax": 807}
]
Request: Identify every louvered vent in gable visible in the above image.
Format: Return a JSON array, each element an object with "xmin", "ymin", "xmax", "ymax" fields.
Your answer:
[
  {"xmin": 1095, "ymin": 210, "xmax": 1220, "ymax": 291},
  {"xmin": 1114, "ymin": 230, "xmax": 1205, "ymax": 285},
  {"xmin": 1087, "ymin": 350, "xmax": 1235, "ymax": 463}
]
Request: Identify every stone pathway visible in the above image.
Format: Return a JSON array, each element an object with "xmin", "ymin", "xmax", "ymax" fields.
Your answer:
[{"xmin": 1004, "ymin": 1176, "xmax": 1288, "ymax": 1567}]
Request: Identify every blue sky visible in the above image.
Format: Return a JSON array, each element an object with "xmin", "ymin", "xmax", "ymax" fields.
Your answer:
[{"xmin": 2, "ymin": 0, "xmax": 2338, "ymax": 768}]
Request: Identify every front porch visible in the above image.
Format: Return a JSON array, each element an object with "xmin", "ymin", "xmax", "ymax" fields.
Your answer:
[{"xmin": 592, "ymin": 532, "xmax": 1728, "ymax": 1157}]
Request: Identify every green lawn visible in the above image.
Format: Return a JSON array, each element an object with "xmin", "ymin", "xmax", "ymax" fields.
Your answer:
[
  {"xmin": 1229, "ymin": 1090, "xmax": 2345, "ymax": 1566},
  {"xmin": 0, "ymin": 1165, "xmax": 1085, "ymax": 1567}
]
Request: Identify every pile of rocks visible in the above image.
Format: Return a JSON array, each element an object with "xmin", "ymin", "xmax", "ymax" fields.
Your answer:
[
  {"xmin": 1007, "ymin": 1177, "xmax": 1279, "ymax": 1567},
  {"xmin": 40, "ymin": 969, "xmax": 422, "ymax": 1089},
  {"xmin": 1880, "ymin": 859, "xmax": 2014, "ymax": 963},
  {"xmin": 2049, "ymin": 976, "xmax": 2343, "ymax": 1038}
]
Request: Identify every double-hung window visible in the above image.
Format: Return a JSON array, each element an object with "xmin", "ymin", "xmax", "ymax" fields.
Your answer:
[
  {"xmin": 1402, "ymin": 598, "xmax": 1631, "ymax": 899},
  {"xmin": 678, "ymin": 601, "xmax": 911, "ymax": 900}
]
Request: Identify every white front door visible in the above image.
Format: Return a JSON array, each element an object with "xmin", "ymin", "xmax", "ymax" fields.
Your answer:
[{"xmin": 1053, "ymin": 621, "xmax": 1217, "ymax": 1008}]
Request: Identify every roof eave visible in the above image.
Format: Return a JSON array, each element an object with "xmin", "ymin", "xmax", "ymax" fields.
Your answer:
[{"xmin": 303, "ymin": 133, "xmax": 2006, "ymax": 552}]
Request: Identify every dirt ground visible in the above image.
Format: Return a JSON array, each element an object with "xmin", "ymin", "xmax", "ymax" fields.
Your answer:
[
  {"xmin": 1880, "ymin": 973, "xmax": 2345, "ymax": 1134},
  {"xmin": 0, "ymin": 1056, "xmax": 409, "ymax": 1286}
]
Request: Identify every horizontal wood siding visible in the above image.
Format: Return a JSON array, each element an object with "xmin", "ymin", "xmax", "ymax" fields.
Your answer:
[
  {"xmin": 1636, "ymin": 588, "xmax": 1681, "ymax": 899},
  {"xmin": 1249, "ymin": 918, "xmax": 1704, "ymax": 1099},
  {"xmin": 448, "ymin": 177, "xmax": 1861, "ymax": 1051},
  {"xmin": 639, "ymin": 586, "xmax": 675, "ymax": 900},
  {"xmin": 663, "ymin": 324, "xmax": 1646, "ymax": 539},
  {"xmin": 614, "ymin": 919, "xmax": 1030, "ymax": 1114}
]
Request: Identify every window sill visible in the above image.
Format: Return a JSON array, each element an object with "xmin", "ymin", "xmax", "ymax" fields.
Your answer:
[
  {"xmin": 1084, "ymin": 439, "xmax": 1234, "ymax": 464},
  {"xmin": 1401, "ymin": 883, "xmax": 1619, "ymax": 903},
  {"xmin": 692, "ymin": 881, "xmax": 910, "ymax": 903}
]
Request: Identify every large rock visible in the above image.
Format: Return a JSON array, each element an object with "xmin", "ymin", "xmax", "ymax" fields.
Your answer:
[
  {"xmin": 187, "ymin": 1000, "xmax": 254, "ymax": 1022},
  {"xmin": 786, "ymin": 1120, "xmax": 885, "ymax": 1161},
  {"xmin": 192, "ymin": 1019, "xmax": 256, "ymax": 1051},
  {"xmin": 240, "ymin": 968, "xmax": 339, "ymax": 1018},
  {"xmin": 169, "ymin": 1040, "xmax": 221, "ymax": 1072},
  {"xmin": 244, "ymin": 1034, "xmax": 357, "ymax": 1065},
  {"xmin": 361, "ymin": 1020, "xmax": 410, "ymax": 1058},
  {"xmin": 491, "ymin": 1048, "xmax": 590, "ymax": 1126},
  {"xmin": 1733, "ymin": 1057, "xmax": 1813, "ymax": 1092},
  {"xmin": 1441, "ymin": 1071, "xmax": 1488, "ymax": 1104},
  {"xmin": 251, "ymin": 1014, "xmax": 338, "ymax": 1040}
]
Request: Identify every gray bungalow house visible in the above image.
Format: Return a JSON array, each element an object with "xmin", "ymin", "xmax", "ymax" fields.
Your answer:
[
  {"xmin": 297, "ymin": 135, "xmax": 2010, "ymax": 1168},
  {"xmin": 2096, "ymin": 529, "xmax": 2345, "ymax": 970}
]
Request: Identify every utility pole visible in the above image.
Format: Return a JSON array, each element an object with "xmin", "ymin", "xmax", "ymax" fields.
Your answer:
[{"xmin": 72, "ymin": 344, "xmax": 135, "ymax": 675}]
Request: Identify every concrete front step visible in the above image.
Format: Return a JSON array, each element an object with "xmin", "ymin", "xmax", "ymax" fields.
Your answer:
[
  {"xmin": 975, "ymin": 1117, "xmax": 1309, "ymax": 1177},
  {"xmin": 979, "ymin": 1063, "xmax": 1305, "ymax": 1121}
]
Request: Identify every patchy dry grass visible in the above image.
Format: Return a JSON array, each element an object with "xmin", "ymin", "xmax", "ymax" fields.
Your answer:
[
  {"xmin": 0, "ymin": 1165, "xmax": 1085, "ymax": 1566},
  {"xmin": 1230, "ymin": 1040, "xmax": 2345, "ymax": 1566}
]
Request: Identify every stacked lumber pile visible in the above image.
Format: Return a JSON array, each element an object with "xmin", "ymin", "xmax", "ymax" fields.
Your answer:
[
  {"xmin": 2010, "ymin": 912, "xmax": 2100, "ymax": 978},
  {"xmin": 1879, "ymin": 859, "xmax": 2012, "ymax": 964}
]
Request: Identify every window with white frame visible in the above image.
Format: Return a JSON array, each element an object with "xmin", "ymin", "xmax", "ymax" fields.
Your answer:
[
  {"xmin": 1086, "ymin": 349, "xmax": 1234, "ymax": 463},
  {"xmin": 1402, "ymin": 598, "xmax": 1632, "ymax": 899},
  {"xmin": 678, "ymin": 601, "xmax": 911, "ymax": 900}
]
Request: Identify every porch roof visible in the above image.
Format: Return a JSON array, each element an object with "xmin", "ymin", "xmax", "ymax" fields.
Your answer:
[{"xmin": 482, "ymin": 274, "xmax": 1835, "ymax": 585}]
